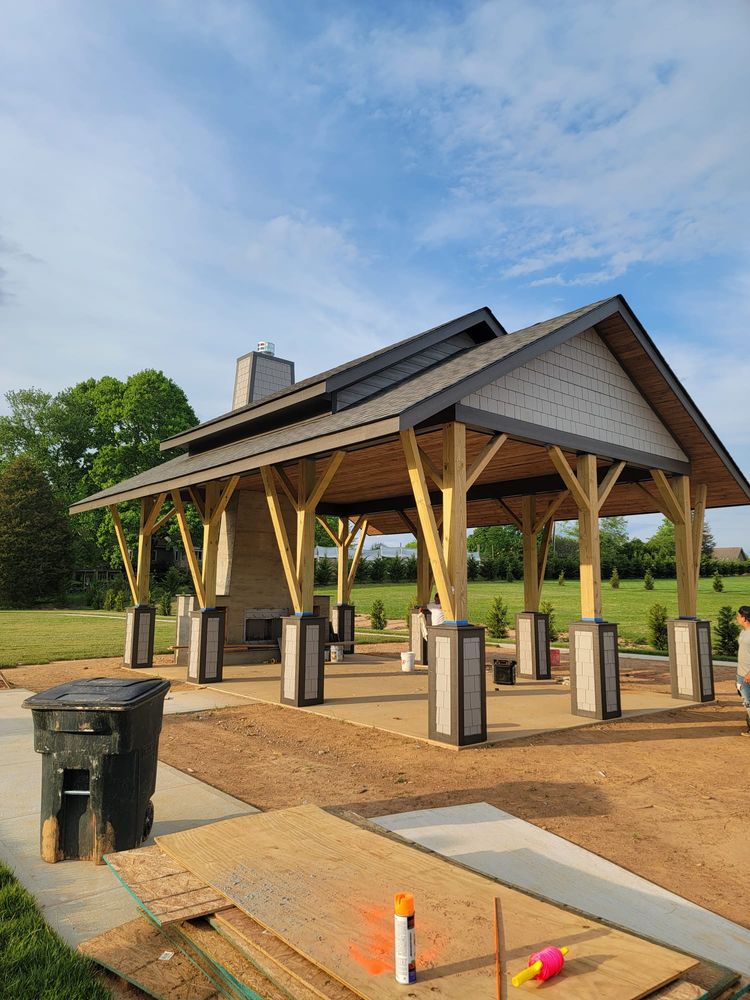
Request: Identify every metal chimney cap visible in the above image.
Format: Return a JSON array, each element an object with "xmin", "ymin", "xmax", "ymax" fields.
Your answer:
[{"xmin": 257, "ymin": 340, "xmax": 275, "ymax": 356}]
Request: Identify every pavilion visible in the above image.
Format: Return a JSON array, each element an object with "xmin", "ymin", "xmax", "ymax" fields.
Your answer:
[{"xmin": 70, "ymin": 295, "xmax": 750, "ymax": 746}]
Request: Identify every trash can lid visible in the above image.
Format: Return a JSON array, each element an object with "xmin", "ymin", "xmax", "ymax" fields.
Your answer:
[{"xmin": 23, "ymin": 677, "xmax": 170, "ymax": 711}]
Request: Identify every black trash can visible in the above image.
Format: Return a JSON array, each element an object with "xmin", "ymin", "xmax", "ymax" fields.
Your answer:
[
  {"xmin": 23, "ymin": 677, "xmax": 170, "ymax": 865},
  {"xmin": 492, "ymin": 657, "xmax": 517, "ymax": 685}
]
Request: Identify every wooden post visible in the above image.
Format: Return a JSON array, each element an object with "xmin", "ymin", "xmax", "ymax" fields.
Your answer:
[
  {"xmin": 442, "ymin": 422, "xmax": 468, "ymax": 622},
  {"xmin": 297, "ymin": 459, "xmax": 318, "ymax": 614},
  {"xmin": 577, "ymin": 454, "xmax": 602, "ymax": 620},
  {"xmin": 135, "ymin": 498, "xmax": 155, "ymax": 605},
  {"xmin": 202, "ymin": 483, "xmax": 221, "ymax": 609},
  {"xmin": 521, "ymin": 496, "xmax": 539, "ymax": 612},
  {"xmin": 416, "ymin": 522, "xmax": 433, "ymax": 605},
  {"xmin": 336, "ymin": 518, "xmax": 348, "ymax": 606},
  {"xmin": 674, "ymin": 475, "xmax": 696, "ymax": 618}
]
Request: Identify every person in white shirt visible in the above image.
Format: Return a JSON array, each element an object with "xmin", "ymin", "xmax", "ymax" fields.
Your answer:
[{"xmin": 736, "ymin": 605, "xmax": 750, "ymax": 736}]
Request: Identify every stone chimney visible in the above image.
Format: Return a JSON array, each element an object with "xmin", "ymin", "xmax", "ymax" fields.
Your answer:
[{"xmin": 232, "ymin": 341, "xmax": 295, "ymax": 409}]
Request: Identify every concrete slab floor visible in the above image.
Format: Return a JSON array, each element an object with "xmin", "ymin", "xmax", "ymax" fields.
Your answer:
[
  {"xmin": 0, "ymin": 688, "xmax": 257, "ymax": 948},
  {"xmin": 153, "ymin": 654, "xmax": 698, "ymax": 747}
]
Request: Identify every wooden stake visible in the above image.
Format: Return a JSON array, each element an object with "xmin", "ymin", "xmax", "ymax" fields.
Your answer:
[{"xmin": 494, "ymin": 897, "xmax": 504, "ymax": 1000}]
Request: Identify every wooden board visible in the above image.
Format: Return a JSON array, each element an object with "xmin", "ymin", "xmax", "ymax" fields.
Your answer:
[
  {"xmin": 105, "ymin": 845, "xmax": 233, "ymax": 925},
  {"xmin": 166, "ymin": 920, "xmax": 290, "ymax": 1000},
  {"xmin": 212, "ymin": 908, "xmax": 357, "ymax": 1000},
  {"xmin": 157, "ymin": 806, "xmax": 697, "ymax": 1000},
  {"xmin": 78, "ymin": 917, "xmax": 221, "ymax": 1000}
]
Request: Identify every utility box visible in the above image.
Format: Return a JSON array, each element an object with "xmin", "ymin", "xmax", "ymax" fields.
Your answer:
[
  {"xmin": 492, "ymin": 657, "xmax": 517, "ymax": 685},
  {"xmin": 23, "ymin": 677, "xmax": 169, "ymax": 864}
]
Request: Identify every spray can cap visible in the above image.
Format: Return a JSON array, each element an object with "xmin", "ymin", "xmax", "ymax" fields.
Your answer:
[{"xmin": 394, "ymin": 892, "xmax": 414, "ymax": 916}]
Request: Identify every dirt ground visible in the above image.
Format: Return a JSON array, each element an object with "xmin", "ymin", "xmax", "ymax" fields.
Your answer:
[
  {"xmin": 4, "ymin": 651, "xmax": 749, "ymax": 934},
  {"xmin": 0, "ymin": 654, "xmax": 189, "ymax": 694}
]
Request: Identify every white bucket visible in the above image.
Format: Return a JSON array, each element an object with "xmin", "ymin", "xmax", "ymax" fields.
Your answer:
[
  {"xmin": 330, "ymin": 643, "xmax": 344, "ymax": 663},
  {"xmin": 400, "ymin": 651, "xmax": 416, "ymax": 672}
]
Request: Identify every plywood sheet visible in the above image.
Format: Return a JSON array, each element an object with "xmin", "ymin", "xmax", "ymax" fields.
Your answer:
[
  {"xmin": 213, "ymin": 908, "xmax": 357, "ymax": 1000},
  {"xmin": 157, "ymin": 805, "xmax": 697, "ymax": 1000},
  {"xmin": 78, "ymin": 917, "xmax": 220, "ymax": 1000},
  {"xmin": 105, "ymin": 845, "xmax": 232, "ymax": 925},
  {"xmin": 375, "ymin": 802, "xmax": 750, "ymax": 977}
]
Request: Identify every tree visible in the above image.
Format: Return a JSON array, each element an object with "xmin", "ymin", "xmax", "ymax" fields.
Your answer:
[
  {"xmin": 644, "ymin": 570, "xmax": 655, "ymax": 590},
  {"xmin": 370, "ymin": 599, "xmax": 387, "ymax": 630},
  {"xmin": 540, "ymin": 600, "xmax": 559, "ymax": 641},
  {"xmin": 0, "ymin": 372, "xmax": 198, "ymax": 568},
  {"xmin": 314, "ymin": 516, "xmax": 338, "ymax": 547},
  {"xmin": 712, "ymin": 571, "xmax": 724, "ymax": 593},
  {"xmin": 610, "ymin": 567, "xmax": 620, "ymax": 589},
  {"xmin": 486, "ymin": 596, "xmax": 510, "ymax": 638},
  {"xmin": 0, "ymin": 457, "xmax": 73, "ymax": 607},
  {"xmin": 558, "ymin": 516, "xmax": 629, "ymax": 566},
  {"xmin": 558, "ymin": 570, "xmax": 565, "ymax": 586},
  {"xmin": 467, "ymin": 525, "xmax": 522, "ymax": 561},
  {"xmin": 701, "ymin": 521, "xmax": 716, "ymax": 559},
  {"xmin": 647, "ymin": 604, "xmax": 668, "ymax": 651},
  {"xmin": 714, "ymin": 606, "xmax": 740, "ymax": 658}
]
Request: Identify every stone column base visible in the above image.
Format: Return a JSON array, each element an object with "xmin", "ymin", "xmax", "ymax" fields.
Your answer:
[
  {"xmin": 516, "ymin": 612, "xmax": 551, "ymax": 679},
  {"xmin": 187, "ymin": 609, "xmax": 225, "ymax": 684},
  {"xmin": 427, "ymin": 624, "xmax": 486, "ymax": 746},
  {"xmin": 174, "ymin": 595, "xmax": 196, "ymax": 666},
  {"xmin": 569, "ymin": 621, "xmax": 621, "ymax": 720},
  {"xmin": 332, "ymin": 604, "xmax": 355, "ymax": 655},
  {"xmin": 668, "ymin": 619, "xmax": 714, "ymax": 702},
  {"xmin": 123, "ymin": 605, "xmax": 155, "ymax": 668},
  {"xmin": 280, "ymin": 616, "xmax": 325, "ymax": 706},
  {"xmin": 410, "ymin": 611, "xmax": 429, "ymax": 665}
]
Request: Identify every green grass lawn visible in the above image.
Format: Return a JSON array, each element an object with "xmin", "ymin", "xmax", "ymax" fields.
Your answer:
[
  {"xmin": 0, "ymin": 861, "xmax": 110, "ymax": 999},
  {"xmin": 0, "ymin": 610, "xmax": 174, "ymax": 667},
  {"xmin": 320, "ymin": 576, "xmax": 750, "ymax": 645}
]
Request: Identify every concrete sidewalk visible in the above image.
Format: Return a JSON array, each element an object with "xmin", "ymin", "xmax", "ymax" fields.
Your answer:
[{"xmin": 0, "ymin": 688, "xmax": 257, "ymax": 947}]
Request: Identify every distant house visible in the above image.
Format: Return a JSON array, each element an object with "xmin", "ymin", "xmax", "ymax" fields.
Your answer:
[{"xmin": 713, "ymin": 546, "xmax": 748, "ymax": 562}]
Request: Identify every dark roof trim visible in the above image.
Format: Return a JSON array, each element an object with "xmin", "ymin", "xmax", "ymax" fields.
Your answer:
[{"xmin": 455, "ymin": 404, "xmax": 691, "ymax": 476}]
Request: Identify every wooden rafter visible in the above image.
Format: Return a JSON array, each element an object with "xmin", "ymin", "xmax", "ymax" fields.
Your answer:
[
  {"xmin": 188, "ymin": 488, "xmax": 206, "ymax": 522},
  {"xmin": 598, "ymin": 461, "xmax": 626, "ymax": 509},
  {"xmin": 466, "ymin": 433, "xmax": 507, "ymax": 490},
  {"xmin": 397, "ymin": 510, "xmax": 418, "ymax": 536},
  {"xmin": 547, "ymin": 446, "xmax": 591, "ymax": 512},
  {"xmin": 109, "ymin": 505, "xmax": 137, "ymax": 604},
  {"xmin": 496, "ymin": 498, "xmax": 522, "ymax": 530}
]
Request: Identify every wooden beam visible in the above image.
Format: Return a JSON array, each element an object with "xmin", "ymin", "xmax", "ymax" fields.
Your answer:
[
  {"xmin": 261, "ymin": 467, "xmax": 302, "ymax": 614},
  {"xmin": 547, "ymin": 446, "xmax": 591, "ymax": 512},
  {"xmin": 635, "ymin": 482, "xmax": 672, "ymax": 519},
  {"xmin": 673, "ymin": 475, "xmax": 696, "ymax": 617},
  {"xmin": 188, "ymin": 488, "xmax": 206, "ymax": 522},
  {"xmin": 307, "ymin": 451, "xmax": 345, "ymax": 510},
  {"xmin": 537, "ymin": 518, "xmax": 554, "ymax": 594},
  {"xmin": 109, "ymin": 505, "xmax": 137, "ymax": 604},
  {"xmin": 577, "ymin": 455, "xmax": 602, "ymax": 620},
  {"xmin": 466, "ymin": 433, "xmax": 507, "ymax": 490},
  {"xmin": 650, "ymin": 470, "xmax": 685, "ymax": 526},
  {"xmin": 397, "ymin": 511, "xmax": 418, "ymax": 537},
  {"xmin": 443, "ymin": 422, "xmax": 468, "ymax": 621},
  {"xmin": 136, "ymin": 497, "xmax": 159, "ymax": 604},
  {"xmin": 418, "ymin": 448, "xmax": 444, "ymax": 490},
  {"xmin": 597, "ymin": 461, "xmax": 626, "ymax": 510},
  {"xmin": 522, "ymin": 496, "xmax": 539, "ymax": 612},
  {"xmin": 316, "ymin": 515, "xmax": 340, "ymax": 547},
  {"xmin": 344, "ymin": 514, "xmax": 366, "ymax": 548},
  {"xmin": 152, "ymin": 506, "xmax": 176, "ymax": 535},
  {"xmin": 336, "ymin": 517, "xmax": 348, "ymax": 605},
  {"xmin": 296, "ymin": 459, "xmax": 317, "ymax": 613},
  {"xmin": 496, "ymin": 498, "xmax": 522, "ymax": 530},
  {"xmin": 143, "ymin": 493, "xmax": 167, "ymax": 535},
  {"xmin": 346, "ymin": 518, "xmax": 369, "ymax": 600},
  {"xmin": 692, "ymin": 483, "xmax": 707, "ymax": 586},
  {"xmin": 532, "ymin": 491, "xmax": 569, "ymax": 535},
  {"xmin": 209, "ymin": 476, "xmax": 240, "ymax": 527},
  {"xmin": 170, "ymin": 490, "xmax": 206, "ymax": 607},
  {"xmin": 416, "ymin": 521, "xmax": 433, "ymax": 605},
  {"xmin": 274, "ymin": 466, "xmax": 299, "ymax": 511},
  {"xmin": 201, "ymin": 484, "xmax": 221, "ymax": 608},
  {"xmin": 401, "ymin": 429, "xmax": 455, "ymax": 621}
]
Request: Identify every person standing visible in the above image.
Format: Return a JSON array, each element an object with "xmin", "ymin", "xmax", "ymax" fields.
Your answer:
[{"xmin": 736, "ymin": 606, "xmax": 750, "ymax": 735}]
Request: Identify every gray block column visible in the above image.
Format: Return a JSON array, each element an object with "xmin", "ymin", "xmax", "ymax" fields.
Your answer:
[
  {"xmin": 569, "ymin": 621, "xmax": 622, "ymax": 720},
  {"xmin": 174, "ymin": 595, "xmax": 196, "ymax": 666},
  {"xmin": 187, "ymin": 609, "xmax": 225, "ymax": 684},
  {"xmin": 332, "ymin": 603, "xmax": 355, "ymax": 655},
  {"xmin": 427, "ymin": 624, "xmax": 486, "ymax": 746},
  {"xmin": 516, "ymin": 612, "xmax": 551, "ymax": 679},
  {"xmin": 280, "ymin": 616, "xmax": 325, "ymax": 706},
  {"xmin": 668, "ymin": 619, "xmax": 715, "ymax": 702},
  {"xmin": 410, "ymin": 610, "xmax": 429, "ymax": 665},
  {"xmin": 123, "ymin": 605, "xmax": 156, "ymax": 668}
]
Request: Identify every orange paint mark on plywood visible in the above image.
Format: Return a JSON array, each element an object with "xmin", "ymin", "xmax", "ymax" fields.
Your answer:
[{"xmin": 348, "ymin": 901, "xmax": 444, "ymax": 977}]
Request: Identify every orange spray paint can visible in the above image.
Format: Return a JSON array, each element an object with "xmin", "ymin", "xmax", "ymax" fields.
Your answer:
[{"xmin": 394, "ymin": 892, "xmax": 416, "ymax": 984}]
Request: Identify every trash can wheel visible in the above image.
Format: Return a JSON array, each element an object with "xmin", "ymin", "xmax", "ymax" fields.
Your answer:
[{"xmin": 143, "ymin": 799, "xmax": 154, "ymax": 841}]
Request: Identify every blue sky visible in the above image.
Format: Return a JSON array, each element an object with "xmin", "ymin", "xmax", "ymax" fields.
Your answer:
[{"xmin": 1, "ymin": 1, "xmax": 749, "ymax": 545}]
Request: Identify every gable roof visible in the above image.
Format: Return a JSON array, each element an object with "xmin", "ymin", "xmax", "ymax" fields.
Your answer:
[
  {"xmin": 69, "ymin": 295, "xmax": 750, "ymax": 515},
  {"xmin": 712, "ymin": 547, "xmax": 747, "ymax": 561}
]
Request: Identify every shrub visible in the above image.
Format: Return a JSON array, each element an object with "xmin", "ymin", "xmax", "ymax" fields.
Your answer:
[
  {"xmin": 486, "ymin": 595, "xmax": 510, "ymax": 638},
  {"xmin": 479, "ymin": 558, "xmax": 497, "ymax": 581},
  {"xmin": 388, "ymin": 555, "xmax": 405, "ymax": 583},
  {"xmin": 712, "ymin": 571, "xmax": 724, "ymax": 593},
  {"xmin": 369, "ymin": 557, "xmax": 387, "ymax": 583},
  {"xmin": 86, "ymin": 583, "xmax": 104, "ymax": 610},
  {"xmin": 644, "ymin": 570, "xmax": 655, "ymax": 591},
  {"xmin": 102, "ymin": 588, "xmax": 114, "ymax": 611},
  {"xmin": 157, "ymin": 590, "xmax": 172, "ymax": 616},
  {"xmin": 610, "ymin": 567, "xmax": 620, "ymax": 589},
  {"xmin": 647, "ymin": 603, "xmax": 668, "ymax": 651},
  {"xmin": 112, "ymin": 589, "xmax": 126, "ymax": 612},
  {"xmin": 467, "ymin": 557, "xmax": 479, "ymax": 581},
  {"xmin": 314, "ymin": 555, "xmax": 335, "ymax": 585},
  {"xmin": 540, "ymin": 600, "xmax": 558, "ymax": 641},
  {"xmin": 558, "ymin": 571, "xmax": 565, "ymax": 586},
  {"xmin": 370, "ymin": 599, "xmax": 387, "ymax": 631},
  {"xmin": 715, "ymin": 605, "xmax": 740, "ymax": 658},
  {"xmin": 404, "ymin": 594, "xmax": 420, "ymax": 623}
]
